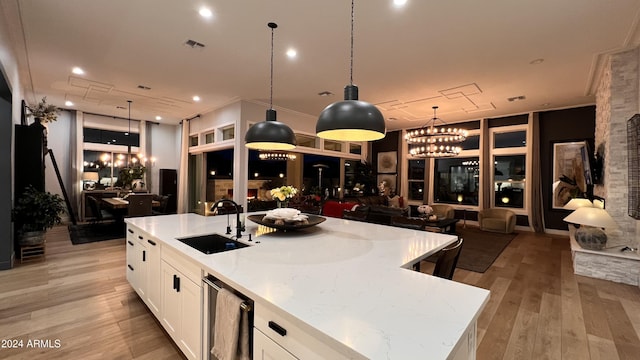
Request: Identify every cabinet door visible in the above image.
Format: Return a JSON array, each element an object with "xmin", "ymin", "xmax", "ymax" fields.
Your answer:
[
  {"xmin": 145, "ymin": 237, "xmax": 161, "ymax": 316},
  {"xmin": 135, "ymin": 239, "xmax": 148, "ymax": 298},
  {"xmin": 161, "ymin": 260, "xmax": 180, "ymax": 339},
  {"xmin": 125, "ymin": 238, "xmax": 136, "ymax": 286},
  {"xmin": 179, "ymin": 275, "xmax": 201, "ymax": 360},
  {"xmin": 254, "ymin": 329, "xmax": 298, "ymax": 360}
]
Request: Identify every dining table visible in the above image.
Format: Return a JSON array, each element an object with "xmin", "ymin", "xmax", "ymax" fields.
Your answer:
[{"xmin": 101, "ymin": 197, "xmax": 161, "ymax": 210}]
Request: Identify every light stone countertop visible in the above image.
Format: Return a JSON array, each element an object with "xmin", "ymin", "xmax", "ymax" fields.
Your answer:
[{"xmin": 127, "ymin": 213, "xmax": 490, "ymax": 360}]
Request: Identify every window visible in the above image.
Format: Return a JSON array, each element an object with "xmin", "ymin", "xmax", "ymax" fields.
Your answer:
[
  {"xmin": 189, "ymin": 135, "xmax": 198, "ymax": 147},
  {"xmin": 460, "ymin": 134, "xmax": 480, "ymax": 150},
  {"xmin": 433, "ymin": 157, "xmax": 479, "ymax": 205},
  {"xmin": 204, "ymin": 131, "xmax": 215, "ymax": 144},
  {"xmin": 221, "ymin": 126, "xmax": 234, "ymax": 140},
  {"xmin": 295, "ymin": 134, "xmax": 318, "ymax": 148},
  {"xmin": 349, "ymin": 143, "xmax": 362, "ymax": 155},
  {"xmin": 494, "ymin": 131, "xmax": 526, "ymax": 148},
  {"xmin": 491, "ymin": 126, "xmax": 527, "ymax": 209},
  {"xmin": 407, "ymin": 160, "xmax": 426, "ymax": 201},
  {"xmin": 494, "ymin": 155, "xmax": 525, "ymax": 208},
  {"xmin": 324, "ymin": 140, "xmax": 342, "ymax": 152},
  {"xmin": 83, "ymin": 128, "xmax": 139, "ymax": 147}
]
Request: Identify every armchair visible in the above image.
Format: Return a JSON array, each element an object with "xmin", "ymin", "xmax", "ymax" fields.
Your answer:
[
  {"xmin": 478, "ymin": 208, "xmax": 516, "ymax": 233},
  {"xmin": 430, "ymin": 204, "xmax": 455, "ymax": 220}
]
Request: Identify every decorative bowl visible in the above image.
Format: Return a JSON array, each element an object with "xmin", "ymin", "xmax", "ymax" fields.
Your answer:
[{"xmin": 247, "ymin": 214, "xmax": 326, "ymax": 231}]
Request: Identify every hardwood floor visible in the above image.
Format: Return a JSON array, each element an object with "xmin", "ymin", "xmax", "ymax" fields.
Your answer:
[
  {"xmin": 419, "ymin": 230, "xmax": 640, "ymax": 360},
  {"xmin": 1, "ymin": 225, "xmax": 639, "ymax": 359},
  {"xmin": 0, "ymin": 225, "xmax": 184, "ymax": 360}
]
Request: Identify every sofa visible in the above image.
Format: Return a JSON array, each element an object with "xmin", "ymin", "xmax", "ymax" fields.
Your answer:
[
  {"xmin": 478, "ymin": 208, "xmax": 516, "ymax": 233},
  {"xmin": 325, "ymin": 195, "xmax": 409, "ymax": 223}
]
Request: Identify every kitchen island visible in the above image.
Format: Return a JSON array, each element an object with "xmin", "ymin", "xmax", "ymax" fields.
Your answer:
[{"xmin": 125, "ymin": 213, "xmax": 489, "ymax": 360}]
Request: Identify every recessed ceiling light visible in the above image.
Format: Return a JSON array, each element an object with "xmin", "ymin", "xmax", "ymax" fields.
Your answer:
[
  {"xmin": 71, "ymin": 67, "xmax": 84, "ymax": 75},
  {"xmin": 393, "ymin": 0, "xmax": 408, "ymax": 7},
  {"xmin": 286, "ymin": 48, "xmax": 297, "ymax": 59},
  {"xmin": 530, "ymin": 58, "xmax": 544, "ymax": 65},
  {"xmin": 155, "ymin": 116, "xmax": 162, "ymax": 120},
  {"xmin": 199, "ymin": 7, "xmax": 213, "ymax": 18},
  {"xmin": 193, "ymin": 95, "xmax": 201, "ymax": 102},
  {"xmin": 540, "ymin": 102, "xmax": 551, "ymax": 107},
  {"xmin": 65, "ymin": 100, "xmax": 74, "ymax": 106}
]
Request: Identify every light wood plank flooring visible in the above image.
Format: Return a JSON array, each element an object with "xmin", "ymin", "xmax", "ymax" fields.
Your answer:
[{"xmin": 1, "ymin": 225, "xmax": 639, "ymax": 359}]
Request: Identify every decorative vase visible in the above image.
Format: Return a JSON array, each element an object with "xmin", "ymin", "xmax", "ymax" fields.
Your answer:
[{"xmin": 277, "ymin": 199, "xmax": 289, "ymax": 208}]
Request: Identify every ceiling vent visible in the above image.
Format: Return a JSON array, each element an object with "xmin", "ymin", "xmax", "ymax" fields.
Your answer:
[
  {"xmin": 137, "ymin": 85, "xmax": 151, "ymax": 90},
  {"xmin": 317, "ymin": 91, "xmax": 334, "ymax": 97},
  {"xmin": 184, "ymin": 39, "xmax": 205, "ymax": 49},
  {"xmin": 507, "ymin": 95, "xmax": 526, "ymax": 102}
]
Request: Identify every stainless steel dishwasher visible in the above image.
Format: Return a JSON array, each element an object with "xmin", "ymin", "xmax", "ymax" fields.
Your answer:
[{"xmin": 202, "ymin": 274, "xmax": 254, "ymax": 360}]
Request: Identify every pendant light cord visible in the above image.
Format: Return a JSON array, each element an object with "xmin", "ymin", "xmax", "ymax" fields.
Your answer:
[
  {"xmin": 350, "ymin": 0, "xmax": 354, "ymax": 86},
  {"xmin": 270, "ymin": 23, "xmax": 275, "ymax": 110}
]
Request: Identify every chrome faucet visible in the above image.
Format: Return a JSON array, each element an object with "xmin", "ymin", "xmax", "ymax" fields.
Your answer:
[{"xmin": 211, "ymin": 199, "xmax": 244, "ymax": 238}]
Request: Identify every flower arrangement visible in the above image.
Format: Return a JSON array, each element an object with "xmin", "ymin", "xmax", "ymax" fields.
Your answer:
[
  {"xmin": 417, "ymin": 205, "xmax": 433, "ymax": 216},
  {"xmin": 270, "ymin": 185, "xmax": 298, "ymax": 201},
  {"xmin": 27, "ymin": 97, "xmax": 59, "ymax": 123}
]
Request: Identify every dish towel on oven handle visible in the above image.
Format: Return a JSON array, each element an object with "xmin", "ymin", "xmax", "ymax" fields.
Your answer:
[{"xmin": 211, "ymin": 288, "xmax": 250, "ymax": 360}]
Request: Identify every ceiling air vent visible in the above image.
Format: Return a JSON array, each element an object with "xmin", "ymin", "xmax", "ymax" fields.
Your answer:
[
  {"xmin": 318, "ymin": 91, "xmax": 334, "ymax": 97},
  {"xmin": 184, "ymin": 39, "xmax": 205, "ymax": 49},
  {"xmin": 137, "ymin": 85, "xmax": 151, "ymax": 90},
  {"xmin": 507, "ymin": 95, "xmax": 526, "ymax": 102}
]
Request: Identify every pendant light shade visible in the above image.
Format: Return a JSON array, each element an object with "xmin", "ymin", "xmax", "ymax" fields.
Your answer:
[
  {"xmin": 245, "ymin": 22, "xmax": 296, "ymax": 150},
  {"xmin": 316, "ymin": 85, "xmax": 386, "ymax": 141},
  {"xmin": 245, "ymin": 109, "xmax": 296, "ymax": 150},
  {"xmin": 315, "ymin": 0, "xmax": 386, "ymax": 142}
]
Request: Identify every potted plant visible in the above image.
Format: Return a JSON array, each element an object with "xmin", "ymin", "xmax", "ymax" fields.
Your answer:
[
  {"xmin": 116, "ymin": 164, "xmax": 146, "ymax": 190},
  {"xmin": 26, "ymin": 97, "xmax": 59, "ymax": 123},
  {"xmin": 12, "ymin": 185, "xmax": 65, "ymax": 245}
]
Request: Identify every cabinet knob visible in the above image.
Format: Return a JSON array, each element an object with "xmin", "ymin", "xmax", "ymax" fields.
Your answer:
[
  {"xmin": 147, "ymin": 239, "xmax": 156, "ymax": 246},
  {"xmin": 127, "ymin": 229, "xmax": 134, "ymax": 234},
  {"xmin": 127, "ymin": 240, "xmax": 134, "ymax": 246}
]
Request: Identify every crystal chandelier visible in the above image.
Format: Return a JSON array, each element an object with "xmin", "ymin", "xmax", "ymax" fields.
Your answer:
[
  {"xmin": 405, "ymin": 106, "xmax": 467, "ymax": 158},
  {"xmin": 258, "ymin": 152, "xmax": 297, "ymax": 161}
]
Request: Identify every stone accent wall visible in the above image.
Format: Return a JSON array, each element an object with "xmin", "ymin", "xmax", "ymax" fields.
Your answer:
[{"xmin": 596, "ymin": 47, "xmax": 640, "ymax": 248}]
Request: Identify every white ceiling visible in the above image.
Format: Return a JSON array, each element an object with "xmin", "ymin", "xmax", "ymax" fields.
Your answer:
[{"xmin": 3, "ymin": 0, "xmax": 640, "ymax": 131}]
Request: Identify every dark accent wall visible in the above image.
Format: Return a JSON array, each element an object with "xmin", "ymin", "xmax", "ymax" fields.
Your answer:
[
  {"xmin": 488, "ymin": 114, "xmax": 529, "ymax": 127},
  {"xmin": 539, "ymin": 106, "xmax": 596, "ymax": 230}
]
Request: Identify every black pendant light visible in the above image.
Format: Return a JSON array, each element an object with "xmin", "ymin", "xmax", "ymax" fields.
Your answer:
[
  {"xmin": 316, "ymin": 0, "xmax": 386, "ymax": 142},
  {"xmin": 245, "ymin": 22, "xmax": 296, "ymax": 150}
]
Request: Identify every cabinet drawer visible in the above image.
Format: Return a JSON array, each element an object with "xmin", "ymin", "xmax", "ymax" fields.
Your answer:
[
  {"xmin": 254, "ymin": 302, "xmax": 352, "ymax": 360},
  {"xmin": 161, "ymin": 245, "xmax": 202, "ymax": 284}
]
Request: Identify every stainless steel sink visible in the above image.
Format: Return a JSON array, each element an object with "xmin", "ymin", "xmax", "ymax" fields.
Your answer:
[{"xmin": 176, "ymin": 234, "xmax": 249, "ymax": 254}]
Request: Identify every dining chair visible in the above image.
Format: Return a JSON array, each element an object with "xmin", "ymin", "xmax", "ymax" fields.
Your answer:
[
  {"xmin": 127, "ymin": 194, "xmax": 153, "ymax": 217},
  {"xmin": 432, "ymin": 238, "xmax": 464, "ymax": 280},
  {"xmin": 87, "ymin": 196, "xmax": 114, "ymax": 224}
]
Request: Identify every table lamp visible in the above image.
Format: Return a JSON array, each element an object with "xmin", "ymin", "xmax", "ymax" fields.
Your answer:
[
  {"xmin": 563, "ymin": 207, "xmax": 617, "ymax": 250},
  {"xmin": 82, "ymin": 172, "xmax": 99, "ymax": 190}
]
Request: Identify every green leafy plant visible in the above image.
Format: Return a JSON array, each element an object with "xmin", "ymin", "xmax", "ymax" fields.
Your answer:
[
  {"xmin": 116, "ymin": 164, "xmax": 146, "ymax": 188},
  {"xmin": 12, "ymin": 185, "xmax": 65, "ymax": 233},
  {"xmin": 27, "ymin": 97, "xmax": 59, "ymax": 123}
]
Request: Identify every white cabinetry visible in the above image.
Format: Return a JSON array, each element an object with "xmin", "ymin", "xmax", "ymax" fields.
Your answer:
[
  {"xmin": 160, "ymin": 246, "xmax": 202, "ymax": 360},
  {"xmin": 144, "ymin": 237, "xmax": 161, "ymax": 316},
  {"xmin": 126, "ymin": 224, "xmax": 201, "ymax": 360},
  {"xmin": 253, "ymin": 302, "xmax": 350, "ymax": 360},
  {"xmin": 125, "ymin": 228, "xmax": 147, "ymax": 298},
  {"xmin": 254, "ymin": 328, "xmax": 298, "ymax": 360}
]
